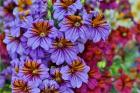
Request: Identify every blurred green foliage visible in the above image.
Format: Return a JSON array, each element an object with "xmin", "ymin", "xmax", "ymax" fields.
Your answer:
[
  {"xmin": 0, "ymin": 0, "xmax": 3, "ymax": 6},
  {"xmin": 0, "ymin": 84, "xmax": 11, "ymax": 93},
  {"xmin": 110, "ymin": 46, "xmax": 139, "ymax": 76}
]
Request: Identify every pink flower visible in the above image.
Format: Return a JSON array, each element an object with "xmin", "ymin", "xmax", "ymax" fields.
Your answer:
[
  {"xmin": 108, "ymin": 26, "xmax": 132, "ymax": 46},
  {"xmin": 114, "ymin": 73, "xmax": 133, "ymax": 93},
  {"xmin": 75, "ymin": 67, "xmax": 112, "ymax": 93},
  {"xmin": 0, "ymin": 33, "xmax": 10, "ymax": 65}
]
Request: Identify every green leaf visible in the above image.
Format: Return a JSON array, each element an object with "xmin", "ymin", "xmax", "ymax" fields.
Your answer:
[
  {"xmin": 109, "ymin": 56, "xmax": 122, "ymax": 75},
  {"xmin": 0, "ymin": 58, "xmax": 4, "ymax": 71},
  {"xmin": 48, "ymin": 0, "xmax": 52, "ymax": 8},
  {"xmin": 110, "ymin": 86, "xmax": 118, "ymax": 93},
  {"xmin": 0, "ymin": 0, "xmax": 3, "ymax": 6},
  {"xmin": 47, "ymin": 10, "xmax": 52, "ymax": 20},
  {"xmin": 132, "ymin": 86, "xmax": 139, "ymax": 93},
  {"xmin": 81, "ymin": 0, "xmax": 85, "ymax": 4},
  {"xmin": 97, "ymin": 60, "xmax": 106, "ymax": 69}
]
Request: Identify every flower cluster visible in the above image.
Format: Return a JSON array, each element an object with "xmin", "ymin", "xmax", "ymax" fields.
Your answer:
[
  {"xmin": 1, "ymin": 0, "xmax": 140, "ymax": 93},
  {"xmin": 0, "ymin": 0, "xmax": 111, "ymax": 93}
]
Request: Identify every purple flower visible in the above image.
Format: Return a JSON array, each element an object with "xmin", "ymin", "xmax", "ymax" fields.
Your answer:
[
  {"xmin": 1, "ymin": 0, "xmax": 113, "ymax": 92},
  {"xmin": 50, "ymin": 35, "xmax": 78, "ymax": 65},
  {"xmin": 58, "ymin": 79, "xmax": 74, "ymax": 93},
  {"xmin": 60, "ymin": 57, "xmax": 90, "ymax": 88},
  {"xmin": 30, "ymin": 0, "xmax": 48, "ymax": 18},
  {"xmin": 11, "ymin": 58, "xmax": 22, "ymax": 74},
  {"xmin": 12, "ymin": 0, "xmax": 47, "ymax": 19},
  {"xmin": 24, "ymin": 20, "xmax": 58, "ymax": 50},
  {"xmin": 12, "ymin": 76, "xmax": 40, "ymax": 93},
  {"xmin": 100, "ymin": 0, "xmax": 118, "ymax": 11},
  {"xmin": 60, "ymin": 14, "xmax": 89, "ymax": 42},
  {"xmin": 0, "ymin": 67, "xmax": 12, "ymax": 81},
  {"xmin": 50, "ymin": 67, "xmax": 63, "ymax": 83},
  {"xmin": 3, "ymin": 33, "xmax": 24, "ymax": 54},
  {"xmin": 50, "ymin": 67, "xmax": 74, "ymax": 93},
  {"xmin": 25, "ymin": 47, "xmax": 47, "ymax": 59},
  {"xmin": 40, "ymin": 79, "xmax": 60, "ymax": 93},
  {"xmin": 76, "ymin": 39, "xmax": 85, "ymax": 53},
  {"xmin": 84, "ymin": 11, "xmax": 111, "ymax": 42},
  {"xmin": 20, "ymin": 16, "xmax": 34, "ymax": 29},
  {"xmin": 0, "ymin": 75, "xmax": 5, "ymax": 88},
  {"xmin": 3, "ymin": 22, "xmax": 11, "ymax": 33},
  {"xmin": 86, "ymin": 0, "xmax": 102, "ymax": 3},
  {"xmin": 10, "ymin": 18, "xmax": 21, "ymax": 37},
  {"xmin": 13, "ymin": 0, "xmax": 35, "ymax": 17},
  {"xmin": 53, "ymin": 0, "xmax": 82, "ymax": 20},
  {"xmin": 59, "ymin": 84, "xmax": 74, "ymax": 93},
  {"xmin": 0, "ymin": 0, "xmax": 16, "ymax": 21},
  {"xmin": 21, "ymin": 36, "xmax": 47, "ymax": 59},
  {"xmin": 19, "ymin": 59, "xmax": 49, "ymax": 82}
]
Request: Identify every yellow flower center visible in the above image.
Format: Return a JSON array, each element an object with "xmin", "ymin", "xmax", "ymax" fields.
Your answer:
[
  {"xmin": 74, "ymin": 22, "xmax": 81, "ymax": 27},
  {"xmin": 40, "ymin": 32, "xmax": 46, "ymax": 37},
  {"xmin": 57, "ymin": 42, "xmax": 64, "ymax": 48},
  {"xmin": 54, "ymin": 70, "xmax": 62, "ymax": 83},
  {"xmin": 15, "ymin": 67, "xmax": 19, "ymax": 73},
  {"xmin": 53, "ymin": 38, "xmax": 74, "ymax": 48},
  {"xmin": 32, "ymin": 69, "xmax": 38, "ymax": 74},
  {"xmin": 122, "ymin": 32, "xmax": 127, "ymax": 37},
  {"xmin": 32, "ymin": 21, "xmax": 52, "ymax": 37},
  {"xmin": 66, "ymin": 15, "xmax": 82, "ymax": 27}
]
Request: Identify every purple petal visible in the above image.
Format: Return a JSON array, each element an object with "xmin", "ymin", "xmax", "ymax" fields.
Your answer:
[
  {"xmin": 53, "ymin": 9, "xmax": 66, "ymax": 20},
  {"xmin": 51, "ymin": 50, "xmax": 65, "ymax": 65},
  {"xmin": 71, "ymin": 76, "xmax": 82, "ymax": 88},
  {"xmin": 27, "ymin": 37, "xmax": 40, "ymax": 49},
  {"xmin": 65, "ymin": 28, "xmax": 79, "ymax": 42},
  {"xmin": 40, "ymin": 38, "xmax": 51, "ymax": 50},
  {"xmin": 24, "ymin": 31, "xmax": 35, "ymax": 38}
]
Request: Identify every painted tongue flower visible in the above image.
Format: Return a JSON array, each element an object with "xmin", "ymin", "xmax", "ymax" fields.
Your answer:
[
  {"xmin": 40, "ymin": 79, "xmax": 60, "ymax": 93},
  {"xmin": 3, "ymin": 32, "xmax": 24, "ymax": 55},
  {"xmin": 76, "ymin": 70, "xmax": 112, "ymax": 93},
  {"xmin": 13, "ymin": 0, "xmax": 35, "ymax": 16},
  {"xmin": 81, "ymin": 42, "xmax": 103, "ymax": 65},
  {"xmin": 132, "ymin": 23, "xmax": 140, "ymax": 44},
  {"xmin": 60, "ymin": 14, "xmax": 89, "ymax": 42},
  {"xmin": 11, "ymin": 59, "xmax": 22, "ymax": 75},
  {"xmin": 12, "ymin": 77, "xmax": 40, "ymax": 93},
  {"xmin": 0, "ymin": 67, "xmax": 12, "ymax": 85},
  {"xmin": 19, "ymin": 59, "xmax": 49, "ymax": 82},
  {"xmin": 60, "ymin": 57, "xmax": 90, "ymax": 88},
  {"xmin": 118, "ymin": 0, "xmax": 131, "ymax": 16},
  {"xmin": 0, "ymin": 0, "xmax": 16, "ymax": 21},
  {"xmin": 85, "ymin": 0, "xmax": 102, "ymax": 10},
  {"xmin": 50, "ymin": 67, "xmax": 75, "ymax": 93},
  {"xmin": 50, "ymin": 68, "xmax": 63, "ymax": 84},
  {"xmin": 75, "ymin": 66, "xmax": 101, "ymax": 93},
  {"xmin": 0, "ymin": 0, "xmax": 114, "ymax": 92},
  {"xmin": 84, "ymin": 11, "xmax": 110, "ymax": 42},
  {"xmin": 100, "ymin": 0, "xmax": 118, "ymax": 11},
  {"xmin": 50, "ymin": 35, "xmax": 78, "ymax": 65},
  {"xmin": 53, "ymin": 0, "xmax": 82, "ymax": 20},
  {"xmin": 114, "ymin": 73, "xmax": 133, "ymax": 93},
  {"xmin": 80, "ymin": 40, "xmax": 116, "ymax": 66},
  {"xmin": 24, "ymin": 20, "xmax": 57, "ymax": 50},
  {"xmin": 108, "ymin": 26, "xmax": 132, "ymax": 46}
]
